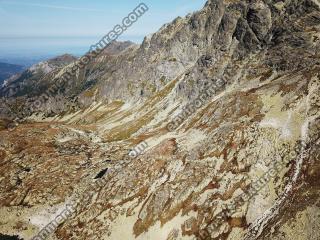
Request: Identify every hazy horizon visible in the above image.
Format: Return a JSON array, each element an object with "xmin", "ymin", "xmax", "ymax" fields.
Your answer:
[{"xmin": 0, "ymin": 0, "xmax": 206, "ymax": 63}]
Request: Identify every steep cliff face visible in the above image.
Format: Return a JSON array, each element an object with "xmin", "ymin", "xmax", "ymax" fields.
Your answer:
[{"xmin": 0, "ymin": 1, "xmax": 319, "ymax": 240}]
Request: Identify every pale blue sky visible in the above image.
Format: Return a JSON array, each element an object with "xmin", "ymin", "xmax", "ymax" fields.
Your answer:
[{"xmin": 0, "ymin": 0, "xmax": 206, "ymax": 59}]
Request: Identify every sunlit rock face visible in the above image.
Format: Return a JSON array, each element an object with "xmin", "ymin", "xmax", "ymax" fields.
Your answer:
[{"xmin": 0, "ymin": 0, "xmax": 320, "ymax": 240}]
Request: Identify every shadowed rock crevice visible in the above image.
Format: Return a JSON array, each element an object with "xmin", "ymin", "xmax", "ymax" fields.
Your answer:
[
  {"xmin": 0, "ymin": 234, "xmax": 23, "ymax": 240},
  {"xmin": 94, "ymin": 168, "xmax": 109, "ymax": 179}
]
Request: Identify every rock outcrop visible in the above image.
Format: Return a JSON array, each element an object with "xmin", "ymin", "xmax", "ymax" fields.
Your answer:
[{"xmin": 0, "ymin": 0, "xmax": 319, "ymax": 240}]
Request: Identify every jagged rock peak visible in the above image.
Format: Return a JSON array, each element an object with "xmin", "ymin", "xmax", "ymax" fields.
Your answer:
[{"xmin": 101, "ymin": 41, "xmax": 137, "ymax": 55}]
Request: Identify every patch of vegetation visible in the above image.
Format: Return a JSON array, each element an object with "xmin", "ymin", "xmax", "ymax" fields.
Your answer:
[
  {"xmin": 260, "ymin": 69, "xmax": 273, "ymax": 82},
  {"xmin": 105, "ymin": 110, "xmax": 156, "ymax": 142},
  {"xmin": 159, "ymin": 76, "xmax": 166, "ymax": 85},
  {"xmin": 168, "ymin": 57, "xmax": 177, "ymax": 62},
  {"xmin": 83, "ymin": 86, "xmax": 97, "ymax": 98}
]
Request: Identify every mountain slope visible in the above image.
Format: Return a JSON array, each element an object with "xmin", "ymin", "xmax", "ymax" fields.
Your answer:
[
  {"xmin": 0, "ymin": 62, "xmax": 24, "ymax": 84},
  {"xmin": 0, "ymin": 0, "xmax": 319, "ymax": 240}
]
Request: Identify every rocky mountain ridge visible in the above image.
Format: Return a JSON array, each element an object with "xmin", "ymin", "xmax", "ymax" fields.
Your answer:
[{"xmin": 0, "ymin": 0, "xmax": 319, "ymax": 240}]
